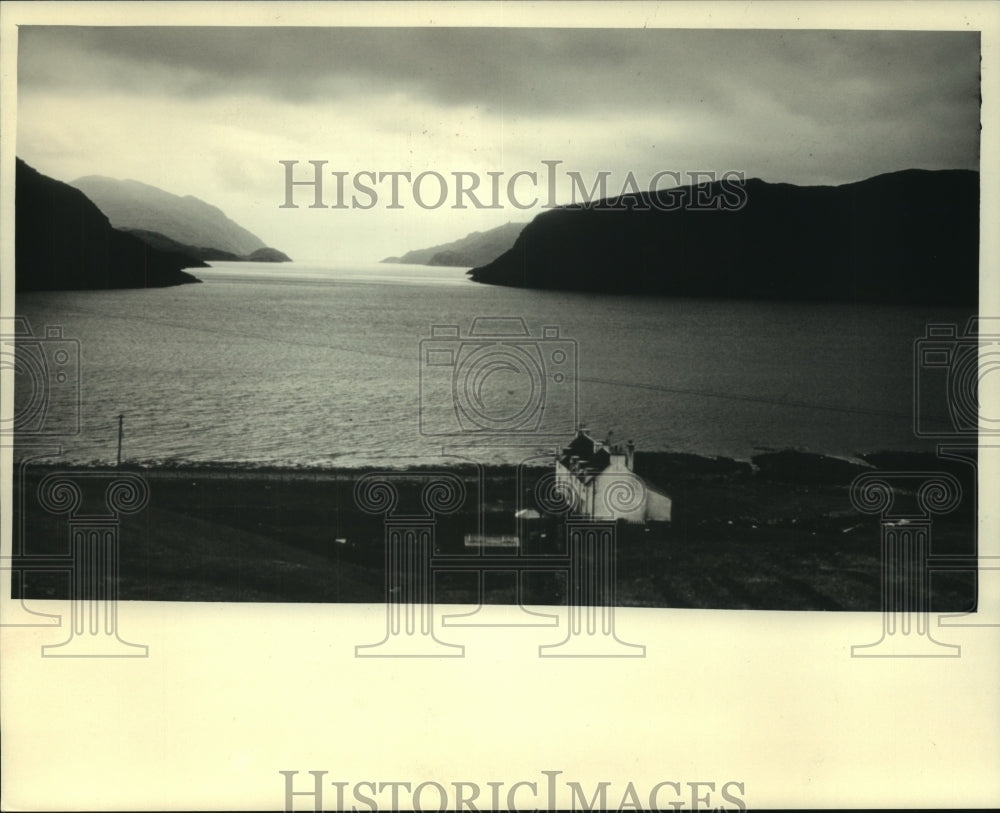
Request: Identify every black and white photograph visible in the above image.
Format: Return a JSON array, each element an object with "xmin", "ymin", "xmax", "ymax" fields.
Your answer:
[{"xmin": 2, "ymin": 2, "xmax": 998, "ymax": 811}]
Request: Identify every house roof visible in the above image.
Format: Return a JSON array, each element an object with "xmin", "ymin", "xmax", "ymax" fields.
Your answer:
[
  {"xmin": 563, "ymin": 429, "xmax": 598, "ymax": 460},
  {"xmin": 559, "ymin": 430, "xmax": 612, "ymax": 476}
]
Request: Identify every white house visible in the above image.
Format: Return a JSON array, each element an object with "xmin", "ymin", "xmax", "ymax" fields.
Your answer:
[{"xmin": 554, "ymin": 429, "xmax": 672, "ymax": 523}]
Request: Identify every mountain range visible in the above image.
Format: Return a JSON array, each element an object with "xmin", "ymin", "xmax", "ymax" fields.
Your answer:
[
  {"xmin": 382, "ymin": 221, "xmax": 525, "ymax": 267},
  {"xmin": 15, "ymin": 159, "xmax": 204, "ymax": 291},
  {"xmin": 467, "ymin": 169, "xmax": 978, "ymax": 307},
  {"xmin": 71, "ymin": 175, "xmax": 291, "ymax": 263}
]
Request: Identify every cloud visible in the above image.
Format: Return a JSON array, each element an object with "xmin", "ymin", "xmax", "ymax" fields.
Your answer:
[
  {"xmin": 19, "ymin": 27, "xmax": 979, "ymax": 119},
  {"xmin": 15, "ymin": 26, "xmax": 981, "ymax": 262}
]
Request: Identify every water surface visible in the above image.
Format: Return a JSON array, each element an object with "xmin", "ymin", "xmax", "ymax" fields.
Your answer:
[{"xmin": 13, "ymin": 260, "xmax": 966, "ymax": 467}]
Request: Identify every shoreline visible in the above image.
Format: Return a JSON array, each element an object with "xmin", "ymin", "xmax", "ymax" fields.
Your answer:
[
  {"xmin": 11, "ymin": 446, "xmax": 974, "ymax": 486},
  {"xmin": 10, "ymin": 447, "xmax": 977, "ymax": 610}
]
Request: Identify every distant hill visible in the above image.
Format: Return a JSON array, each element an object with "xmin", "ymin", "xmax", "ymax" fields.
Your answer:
[
  {"xmin": 15, "ymin": 158, "xmax": 203, "ymax": 291},
  {"xmin": 119, "ymin": 228, "xmax": 243, "ymax": 262},
  {"xmin": 119, "ymin": 229, "xmax": 293, "ymax": 264},
  {"xmin": 246, "ymin": 246, "xmax": 293, "ymax": 263},
  {"xmin": 71, "ymin": 174, "xmax": 291, "ymax": 262},
  {"xmin": 468, "ymin": 169, "xmax": 978, "ymax": 307},
  {"xmin": 382, "ymin": 221, "xmax": 526, "ymax": 267}
]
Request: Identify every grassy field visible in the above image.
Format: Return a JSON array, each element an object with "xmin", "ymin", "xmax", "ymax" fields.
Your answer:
[{"xmin": 10, "ymin": 451, "xmax": 977, "ymax": 610}]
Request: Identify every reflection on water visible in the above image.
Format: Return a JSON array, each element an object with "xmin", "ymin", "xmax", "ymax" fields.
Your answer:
[{"xmin": 13, "ymin": 261, "xmax": 968, "ymax": 467}]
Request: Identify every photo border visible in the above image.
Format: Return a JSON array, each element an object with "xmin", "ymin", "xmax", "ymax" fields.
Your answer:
[{"xmin": 2, "ymin": 2, "xmax": 998, "ymax": 809}]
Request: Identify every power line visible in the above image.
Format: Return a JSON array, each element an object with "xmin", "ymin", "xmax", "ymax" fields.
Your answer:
[{"xmin": 570, "ymin": 374, "xmax": 913, "ymax": 420}]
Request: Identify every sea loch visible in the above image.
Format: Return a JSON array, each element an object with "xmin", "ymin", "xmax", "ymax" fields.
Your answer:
[{"xmin": 13, "ymin": 260, "xmax": 969, "ymax": 468}]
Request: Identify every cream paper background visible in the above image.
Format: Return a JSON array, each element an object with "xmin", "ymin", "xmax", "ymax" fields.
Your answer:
[{"xmin": 1, "ymin": 2, "xmax": 998, "ymax": 810}]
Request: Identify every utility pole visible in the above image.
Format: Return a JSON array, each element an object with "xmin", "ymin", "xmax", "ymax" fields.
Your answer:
[{"xmin": 117, "ymin": 414, "xmax": 124, "ymax": 467}]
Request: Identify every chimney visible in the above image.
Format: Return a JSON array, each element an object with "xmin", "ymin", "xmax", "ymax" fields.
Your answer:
[{"xmin": 626, "ymin": 440, "xmax": 635, "ymax": 470}]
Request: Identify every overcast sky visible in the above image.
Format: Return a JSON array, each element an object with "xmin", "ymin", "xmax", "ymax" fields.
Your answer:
[{"xmin": 17, "ymin": 27, "xmax": 981, "ymax": 263}]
